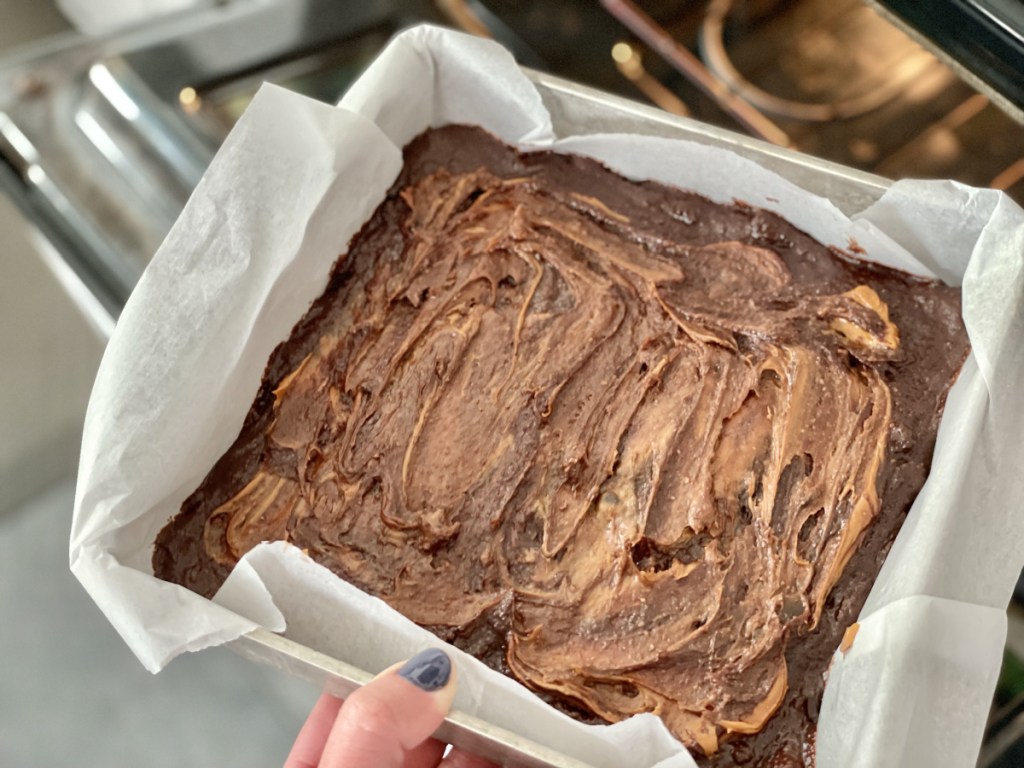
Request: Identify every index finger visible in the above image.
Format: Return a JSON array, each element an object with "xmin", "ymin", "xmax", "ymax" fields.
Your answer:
[
  {"xmin": 321, "ymin": 648, "xmax": 457, "ymax": 768},
  {"xmin": 285, "ymin": 692, "xmax": 344, "ymax": 768}
]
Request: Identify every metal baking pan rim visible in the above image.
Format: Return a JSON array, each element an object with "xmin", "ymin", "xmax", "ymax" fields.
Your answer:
[
  {"xmin": 224, "ymin": 69, "xmax": 899, "ymax": 768},
  {"xmin": 228, "ymin": 628, "xmax": 595, "ymax": 768},
  {"xmin": 525, "ymin": 68, "xmax": 893, "ymax": 216}
]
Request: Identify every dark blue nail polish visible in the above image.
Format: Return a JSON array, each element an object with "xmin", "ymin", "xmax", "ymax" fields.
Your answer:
[{"xmin": 397, "ymin": 648, "xmax": 451, "ymax": 692}]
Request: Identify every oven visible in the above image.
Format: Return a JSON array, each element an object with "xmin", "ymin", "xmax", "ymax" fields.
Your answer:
[{"xmin": 1, "ymin": 1, "xmax": 1021, "ymax": 763}]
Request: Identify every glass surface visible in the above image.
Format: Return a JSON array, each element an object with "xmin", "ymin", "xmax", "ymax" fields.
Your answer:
[{"xmin": 188, "ymin": 27, "xmax": 394, "ymax": 142}]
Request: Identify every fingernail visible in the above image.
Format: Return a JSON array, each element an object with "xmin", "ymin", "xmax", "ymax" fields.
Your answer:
[{"xmin": 397, "ymin": 648, "xmax": 452, "ymax": 692}]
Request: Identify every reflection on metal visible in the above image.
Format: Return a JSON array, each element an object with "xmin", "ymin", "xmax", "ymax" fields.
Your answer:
[
  {"xmin": 0, "ymin": 111, "xmax": 137, "ymax": 317},
  {"xmin": 601, "ymin": 0, "xmax": 790, "ymax": 146},
  {"xmin": 26, "ymin": 165, "xmax": 47, "ymax": 186},
  {"xmin": 875, "ymin": 93, "xmax": 989, "ymax": 175},
  {"xmin": 27, "ymin": 224, "xmax": 117, "ymax": 341},
  {"xmin": 0, "ymin": 0, "xmax": 409, "ymax": 313},
  {"xmin": 88, "ymin": 63, "xmax": 140, "ymax": 122},
  {"xmin": 436, "ymin": 0, "xmax": 493, "ymax": 38},
  {"xmin": 0, "ymin": 113, "xmax": 38, "ymax": 179},
  {"xmin": 74, "ymin": 110, "xmax": 123, "ymax": 169},
  {"xmin": 178, "ymin": 86, "xmax": 201, "ymax": 114},
  {"xmin": 700, "ymin": 0, "xmax": 931, "ymax": 122},
  {"xmin": 612, "ymin": 42, "xmax": 690, "ymax": 117},
  {"xmin": 990, "ymin": 157, "xmax": 1024, "ymax": 191}
]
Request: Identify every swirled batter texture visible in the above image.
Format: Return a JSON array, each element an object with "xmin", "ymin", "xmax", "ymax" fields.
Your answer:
[{"xmin": 154, "ymin": 126, "xmax": 969, "ymax": 766}]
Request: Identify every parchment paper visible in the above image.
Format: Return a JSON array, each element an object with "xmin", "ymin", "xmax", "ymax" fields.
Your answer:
[{"xmin": 71, "ymin": 25, "xmax": 1024, "ymax": 768}]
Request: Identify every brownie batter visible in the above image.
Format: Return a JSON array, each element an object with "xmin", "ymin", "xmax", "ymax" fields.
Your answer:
[{"xmin": 153, "ymin": 125, "xmax": 969, "ymax": 766}]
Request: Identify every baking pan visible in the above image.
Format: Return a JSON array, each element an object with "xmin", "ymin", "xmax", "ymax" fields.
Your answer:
[{"xmin": 225, "ymin": 68, "xmax": 895, "ymax": 768}]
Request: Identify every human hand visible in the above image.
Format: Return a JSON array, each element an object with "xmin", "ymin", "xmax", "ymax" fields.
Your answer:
[{"xmin": 285, "ymin": 648, "xmax": 498, "ymax": 768}]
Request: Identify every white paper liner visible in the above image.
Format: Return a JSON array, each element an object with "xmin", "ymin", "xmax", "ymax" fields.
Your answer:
[{"xmin": 71, "ymin": 25, "xmax": 1024, "ymax": 768}]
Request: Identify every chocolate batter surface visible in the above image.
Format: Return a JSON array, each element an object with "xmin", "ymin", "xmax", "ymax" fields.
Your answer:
[{"xmin": 154, "ymin": 126, "xmax": 969, "ymax": 765}]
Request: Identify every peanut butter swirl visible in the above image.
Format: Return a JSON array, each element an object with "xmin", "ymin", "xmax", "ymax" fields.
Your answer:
[
  {"xmin": 202, "ymin": 166, "xmax": 900, "ymax": 751},
  {"xmin": 155, "ymin": 127, "xmax": 969, "ymax": 764}
]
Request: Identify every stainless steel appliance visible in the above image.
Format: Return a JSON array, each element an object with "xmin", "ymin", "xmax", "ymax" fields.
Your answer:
[
  {"xmin": 871, "ymin": 0, "xmax": 1024, "ymax": 120},
  {"xmin": 0, "ymin": 0, "xmax": 451, "ymax": 318},
  {"xmin": 2, "ymin": 1, "xmax": 1020, "ymax": 763},
  {"xmin": 2, "ymin": 0, "xmax": 1021, "ymax": 319}
]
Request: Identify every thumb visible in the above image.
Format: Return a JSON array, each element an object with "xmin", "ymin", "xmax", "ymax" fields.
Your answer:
[{"xmin": 319, "ymin": 648, "xmax": 457, "ymax": 768}]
